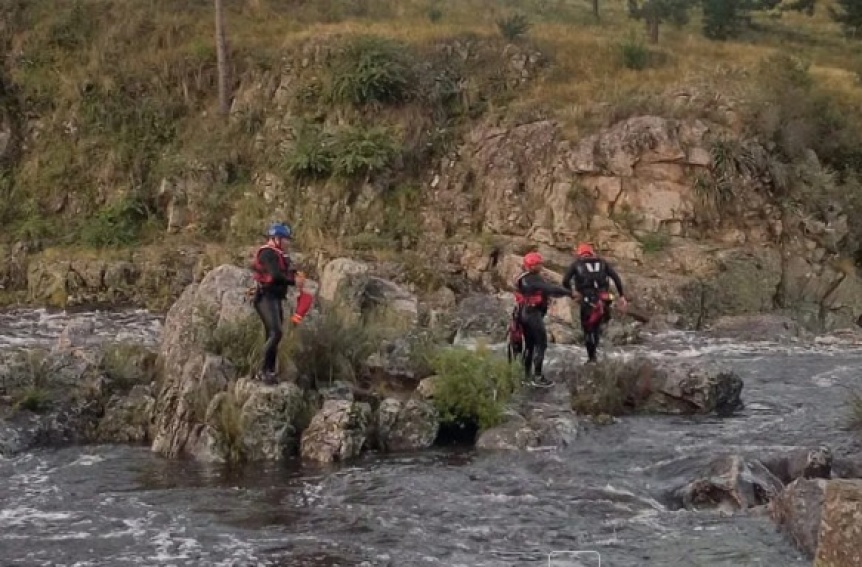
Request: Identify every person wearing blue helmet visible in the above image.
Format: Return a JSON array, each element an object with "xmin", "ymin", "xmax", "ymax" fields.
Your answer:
[{"xmin": 249, "ymin": 222, "xmax": 313, "ymax": 384}]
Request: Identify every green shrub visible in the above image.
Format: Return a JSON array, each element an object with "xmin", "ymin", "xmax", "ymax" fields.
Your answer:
[
  {"xmin": 15, "ymin": 387, "xmax": 51, "ymax": 413},
  {"xmin": 332, "ymin": 125, "xmax": 400, "ymax": 179},
  {"xmin": 427, "ymin": 5, "xmax": 443, "ymax": 23},
  {"xmin": 100, "ymin": 342, "xmax": 157, "ymax": 394},
  {"xmin": 199, "ymin": 314, "xmax": 264, "ymax": 377},
  {"xmin": 497, "ymin": 13, "xmax": 531, "ymax": 42},
  {"xmin": 638, "ymin": 231, "xmax": 670, "ymax": 254},
  {"xmin": 327, "ymin": 36, "xmax": 416, "ymax": 106},
  {"xmin": 620, "ymin": 37, "xmax": 650, "ymax": 70},
  {"xmin": 281, "ymin": 301, "xmax": 389, "ymax": 387},
  {"xmin": 285, "ymin": 124, "xmax": 400, "ymax": 181},
  {"xmin": 618, "ymin": 35, "xmax": 668, "ymax": 71},
  {"xmin": 78, "ymin": 197, "xmax": 150, "ymax": 248},
  {"xmin": 429, "ymin": 346, "xmax": 521, "ymax": 431},
  {"xmin": 285, "ymin": 124, "xmax": 335, "ymax": 180},
  {"xmin": 207, "ymin": 390, "xmax": 246, "ymax": 464}
]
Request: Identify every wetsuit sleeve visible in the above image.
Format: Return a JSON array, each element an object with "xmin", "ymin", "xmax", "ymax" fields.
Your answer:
[
  {"xmin": 259, "ymin": 248, "xmax": 291, "ymax": 286},
  {"xmin": 606, "ymin": 263, "xmax": 625, "ymax": 297},
  {"xmin": 562, "ymin": 262, "xmax": 577, "ymax": 291},
  {"xmin": 526, "ymin": 274, "xmax": 572, "ymax": 298}
]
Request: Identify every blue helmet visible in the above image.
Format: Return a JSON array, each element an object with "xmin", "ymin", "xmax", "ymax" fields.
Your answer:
[{"xmin": 267, "ymin": 222, "xmax": 292, "ymax": 239}]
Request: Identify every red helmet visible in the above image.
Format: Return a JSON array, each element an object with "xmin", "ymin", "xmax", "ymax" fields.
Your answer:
[
  {"xmin": 575, "ymin": 243, "xmax": 595, "ymax": 257},
  {"xmin": 523, "ymin": 252, "xmax": 544, "ymax": 270}
]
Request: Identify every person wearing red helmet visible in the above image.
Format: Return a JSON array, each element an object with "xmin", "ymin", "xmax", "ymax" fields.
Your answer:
[
  {"xmin": 562, "ymin": 242, "xmax": 627, "ymax": 364},
  {"xmin": 512, "ymin": 251, "xmax": 574, "ymax": 388}
]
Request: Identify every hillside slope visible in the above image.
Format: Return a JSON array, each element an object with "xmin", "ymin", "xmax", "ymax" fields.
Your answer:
[{"xmin": 1, "ymin": 0, "xmax": 862, "ymax": 329}]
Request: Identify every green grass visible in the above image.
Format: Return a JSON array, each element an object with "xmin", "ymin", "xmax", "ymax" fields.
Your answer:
[{"xmin": 2, "ymin": 0, "xmax": 862, "ymax": 260}]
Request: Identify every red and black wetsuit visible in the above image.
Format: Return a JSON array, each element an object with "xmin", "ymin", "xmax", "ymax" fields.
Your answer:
[
  {"xmin": 251, "ymin": 244, "xmax": 311, "ymax": 375},
  {"xmin": 562, "ymin": 256, "xmax": 625, "ymax": 362},
  {"xmin": 514, "ymin": 272, "xmax": 571, "ymax": 379}
]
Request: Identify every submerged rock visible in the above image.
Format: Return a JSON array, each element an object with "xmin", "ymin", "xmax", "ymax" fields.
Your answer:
[
  {"xmin": 476, "ymin": 406, "xmax": 581, "ymax": 452},
  {"xmin": 672, "ymin": 454, "xmax": 784, "ymax": 512},
  {"xmin": 707, "ymin": 314, "xmax": 806, "ymax": 342},
  {"xmin": 569, "ymin": 358, "xmax": 744, "ymax": 417},
  {"xmin": 760, "ymin": 446, "xmax": 833, "ymax": 485}
]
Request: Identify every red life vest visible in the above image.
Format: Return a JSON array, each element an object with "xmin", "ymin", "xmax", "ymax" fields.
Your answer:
[
  {"xmin": 251, "ymin": 243, "xmax": 289, "ymax": 285},
  {"xmin": 513, "ymin": 272, "xmax": 543, "ymax": 307}
]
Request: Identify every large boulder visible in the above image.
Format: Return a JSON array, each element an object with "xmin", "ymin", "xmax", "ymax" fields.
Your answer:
[
  {"xmin": 814, "ymin": 479, "xmax": 862, "ymax": 567},
  {"xmin": 0, "ymin": 349, "xmax": 106, "ymax": 455},
  {"xmin": 375, "ymin": 397, "xmax": 439, "ymax": 452},
  {"xmin": 449, "ymin": 294, "xmax": 510, "ymax": 346},
  {"xmin": 197, "ymin": 378, "xmax": 309, "ymax": 462},
  {"xmin": 569, "ymin": 358, "xmax": 744, "ymax": 417},
  {"xmin": 671, "ymin": 454, "xmax": 784, "ymax": 512},
  {"xmin": 363, "ymin": 330, "xmax": 437, "ymax": 393},
  {"xmin": 707, "ymin": 314, "xmax": 807, "ymax": 342},
  {"xmin": 319, "ymin": 258, "xmax": 370, "ymax": 302},
  {"xmin": 476, "ymin": 406, "xmax": 581, "ymax": 452},
  {"xmin": 335, "ymin": 272, "xmax": 419, "ymax": 325},
  {"xmin": 94, "ymin": 385, "xmax": 156, "ymax": 444},
  {"xmin": 760, "ymin": 446, "xmax": 833, "ymax": 485},
  {"xmin": 150, "ymin": 265, "xmax": 253, "ymax": 458},
  {"xmin": 300, "ymin": 399, "xmax": 372, "ymax": 463},
  {"xmin": 770, "ymin": 478, "xmax": 827, "ymax": 558}
]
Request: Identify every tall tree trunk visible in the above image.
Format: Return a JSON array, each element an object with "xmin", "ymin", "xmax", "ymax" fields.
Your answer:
[
  {"xmin": 648, "ymin": 16, "xmax": 660, "ymax": 43},
  {"xmin": 215, "ymin": 0, "xmax": 231, "ymax": 116},
  {"xmin": 592, "ymin": 0, "xmax": 599, "ymax": 19}
]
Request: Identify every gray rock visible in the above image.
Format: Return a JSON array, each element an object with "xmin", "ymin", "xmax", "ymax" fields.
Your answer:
[
  {"xmin": 770, "ymin": 478, "xmax": 827, "ymax": 558},
  {"xmin": 375, "ymin": 397, "xmax": 439, "ymax": 452},
  {"xmin": 672, "ymin": 454, "xmax": 785, "ymax": 512},
  {"xmin": 300, "ymin": 399, "xmax": 372, "ymax": 463}
]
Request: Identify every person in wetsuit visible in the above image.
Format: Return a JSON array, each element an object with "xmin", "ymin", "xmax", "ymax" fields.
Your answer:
[
  {"xmin": 249, "ymin": 222, "xmax": 313, "ymax": 384},
  {"xmin": 562, "ymin": 243, "xmax": 628, "ymax": 364},
  {"xmin": 514, "ymin": 252, "xmax": 574, "ymax": 388}
]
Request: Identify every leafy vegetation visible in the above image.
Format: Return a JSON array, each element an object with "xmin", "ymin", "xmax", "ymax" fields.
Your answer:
[
  {"xmin": 198, "ymin": 313, "xmax": 264, "ymax": 377},
  {"xmin": 326, "ymin": 36, "xmax": 417, "ymax": 107},
  {"xmin": 99, "ymin": 342, "xmax": 158, "ymax": 394},
  {"xmin": 428, "ymin": 345, "xmax": 521, "ymax": 431},
  {"xmin": 0, "ymin": 0, "xmax": 861, "ymax": 265}
]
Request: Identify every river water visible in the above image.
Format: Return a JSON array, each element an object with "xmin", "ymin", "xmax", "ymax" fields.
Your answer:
[{"xmin": 1, "ymin": 309, "xmax": 861, "ymax": 567}]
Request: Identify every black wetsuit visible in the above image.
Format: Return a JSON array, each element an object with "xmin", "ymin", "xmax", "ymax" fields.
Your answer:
[
  {"xmin": 562, "ymin": 256, "xmax": 625, "ymax": 362},
  {"xmin": 516, "ymin": 272, "xmax": 572, "ymax": 379},
  {"xmin": 253, "ymin": 248, "xmax": 296, "ymax": 375}
]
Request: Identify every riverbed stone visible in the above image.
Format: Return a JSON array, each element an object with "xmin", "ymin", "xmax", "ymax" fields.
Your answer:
[
  {"xmin": 300, "ymin": 399, "xmax": 372, "ymax": 463},
  {"xmin": 770, "ymin": 478, "xmax": 827, "ymax": 558},
  {"xmin": 569, "ymin": 358, "xmax": 744, "ymax": 417},
  {"xmin": 150, "ymin": 265, "xmax": 253, "ymax": 459},
  {"xmin": 672, "ymin": 454, "xmax": 785, "ymax": 512},
  {"xmin": 814, "ymin": 479, "xmax": 862, "ymax": 567},
  {"xmin": 375, "ymin": 397, "xmax": 439, "ymax": 452},
  {"xmin": 94, "ymin": 385, "xmax": 156, "ymax": 444}
]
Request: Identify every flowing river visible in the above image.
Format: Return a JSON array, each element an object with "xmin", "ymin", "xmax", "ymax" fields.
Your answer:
[{"xmin": 1, "ymin": 309, "xmax": 861, "ymax": 566}]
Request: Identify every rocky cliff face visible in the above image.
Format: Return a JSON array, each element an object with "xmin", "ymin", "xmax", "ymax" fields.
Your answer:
[{"xmin": 2, "ymin": 113, "xmax": 859, "ymax": 331}]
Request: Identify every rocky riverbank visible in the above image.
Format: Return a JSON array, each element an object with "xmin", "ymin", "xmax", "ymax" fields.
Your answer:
[{"xmin": 3, "ymin": 256, "xmax": 862, "ymax": 564}]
